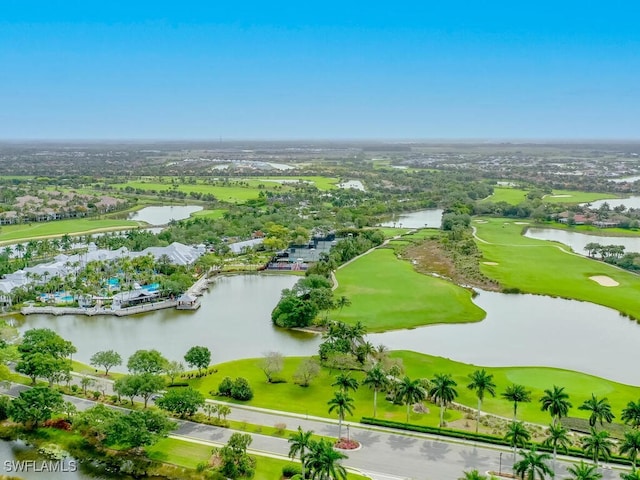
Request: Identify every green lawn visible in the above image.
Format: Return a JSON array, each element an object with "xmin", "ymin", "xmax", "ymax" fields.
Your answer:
[
  {"xmin": 332, "ymin": 248, "xmax": 485, "ymax": 331},
  {"xmin": 191, "ymin": 209, "xmax": 227, "ymax": 220},
  {"xmin": 475, "ymin": 218, "xmax": 640, "ymax": 318},
  {"xmin": 534, "ymin": 222, "xmax": 640, "ymax": 238},
  {"xmin": 376, "ymin": 227, "xmax": 411, "ymax": 238},
  {"xmin": 187, "ymin": 351, "xmax": 640, "ymax": 430},
  {"xmin": 188, "ymin": 356, "xmax": 462, "ymax": 428},
  {"xmin": 0, "ymin": 218, "xmax": 139, "ymax": 243},
  {"xmin": 394, "ymin": 351, "xmax": 640, "ymax": 425},
  {"xmin": 483, "ymin": 187, "xmax": 617, "ymax": 205},
  {"xmin": 147, "ymin": 437, "xmax": 367, "ymax": 480}
]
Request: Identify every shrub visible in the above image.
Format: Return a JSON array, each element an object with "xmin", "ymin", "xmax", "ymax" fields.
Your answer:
[
  {"xmin": 43, "ymin": 418, "xmax": 72, "ymax": 431},
  {"xmin": 92, "ymin": 391, "xmax": 101, "ymax": 400},
  {"xmin": 218, "ymin": 377, "xmax": 234, "ymax": 397},
  {"xmin": 70, "ymin": 385, "xmax": 79, "ymax": 393},
  {"xmin": 231, "ymin": 377, "xmax": 253, "ymax": 401},
  {"xmin": 110, "ymin": 395, "xmax": 119, "ymax": 404},
  {"xmin": 0, "ymin": 396, "xmax": 10, "ymax": 421},
  {"xmin": 274, "ymin": 423, "xmax": 287, "ymax": 435},
  {"xmin": 282, "ymin": 464, "xmax": 301, "ymax": 478},
  {"xmin": 167, "ymin": 382, "xmax": 189, "ymax": 387}
]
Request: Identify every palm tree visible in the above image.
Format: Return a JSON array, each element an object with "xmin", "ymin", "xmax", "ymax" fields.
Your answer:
[
  {"xmin": 327, "ymin": 391, "xmax": 354, "ymax": 439},
  {"xmin": 621, "ymin": 469, "xmax": 640, "ymax": 480},
  {"xmin": 578, "ymin": 394, "xmax": 615, "ymax": 427},
  {"xmin": 620, "ymin": 430, "xmax": 640, "ymax": 469},
  {"xmin": 540, "ymin": 385, "xmax": 572, "ymax": 426},
  {"xmin": 332, "ymin": 372, "xmax": 359, "ymax": 394},
  {"xmin": 458, "ymin": 470, "xmax": 488, "ymax": 480},
  {"xmin": 304, "ymin": 439, "xmax": 348, "ymax": 480},
  {"xmin": 513, "ymin": 446, "xmax": 553, "ymax": 480},
  {"xmin": 581, "ymin": 427, "xmax": 613, "ymax": 467},
  {"xmin": 502, "ymin": 384, "xmax": 532, "ymax": 421},
  {"xmin": 362, "ymin": 363, "xmax": 390, "ymax": 418},
  {"xmin": 288, "ymin": 426, "xmax": 313, "ymax": 480},
  {"xmin": 467, "ymin": 369, "xmax": 496, "ymax": 433},
  {"xmin": 429, "ymin": 373, "xmax": 458, "ymax": 427},
  {"xmin": 504, "ymin": 421, "xmax": 531, "ymax": 461},
  {"xmin": 396, "ymin": 376, "xmax": 427, "ymax": 424},
  {"xmin": 542, "ymin": 423, "xmax": 570, "ymax": 475},
  {"xmin": 622, "ymin": 400, "xmax": 640, "ymax": 429},
  {"xmin": 565, "ymin": 461, "xmax": 602, "ymax": 480}
]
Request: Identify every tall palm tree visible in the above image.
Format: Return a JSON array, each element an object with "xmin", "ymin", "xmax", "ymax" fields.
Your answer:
[
  {"xmin": 429, "ymin": 373, "xmax": 458, "ymax": 427},
  {"xmin": 622, "ymin": 400, "xmax": 640, "ymax": 429},
  {"xmin": 540, "ymin": 385, "xmax": 572, "ymax": 426},
  {"xmin": 304, "ymin": 439, "xmax": 348, "ymax": 480},
  {"xmin": 502, "ymin": 384, "xmax": 532, "ymax": 421},
  {"xmin": 513, "ymin": 446, "xmax": 553, "ymax": 480},
  {"xmin": 542, "ymin": 423, "xmax": 570, "ymax": 475},
  {"xmin": 362, "ymin": 363, "xmax": 390, "ymax": 418},
  {"xmin": 467, "ymin": 369, "xmax": 496, "ymax": 433},
  {"xmin": 620, "ymin": 430, "xmax": 640, "ymax": 469},
  {"xmin": 332, "ymin": 372, "xmax": 359, "ymax": 394},
  {"xmin": 504, "ymin": 421, "xmax": 531, "ymax": 462},
  {"xmin": 396, "ymin": 376, "xmax": 427, "ymax": 424},
  {"xmin": 327, "ymin": 391, "xmax": 354, "ymax": 439},
  {"xmin": 578, "ymin": 394, "xmax": 615, "ymax": 427},
  {"xmin": 581, "ymin": 427, "xmax": 613, "ymax": 467},
  {"xmin": 288, "ymin": 426, "xmax": 314, "ymax": 480},
  {"xmin": 565, "ymin": 461, "xmax": 602, "ymax": 480}
]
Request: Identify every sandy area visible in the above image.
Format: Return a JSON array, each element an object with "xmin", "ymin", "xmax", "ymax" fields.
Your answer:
[
  {"xmin": 589, "ymin": 275, "xmax": 619, "ymax": 287},
  {"xmin": 483, "ymin": 261, "xmax": 499, "ymax": 266},
  {"xmin": 514, "ymin": 222, "xmax": 530, "ymax": 225},
  {"xmin": 474, "ymin": 220, "xmax": 488, "ymax": 223},
  {"xmin": 550, "ymin": 194, "xmax": 572, "ymax": 198}
]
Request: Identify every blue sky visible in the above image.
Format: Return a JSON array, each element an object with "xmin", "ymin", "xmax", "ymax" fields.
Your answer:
[{"xmin": 1, "ymin": 1, "xmax": 638, "ymax": 140}]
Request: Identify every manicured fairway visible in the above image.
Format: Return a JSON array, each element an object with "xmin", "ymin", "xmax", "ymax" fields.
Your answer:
[
  {"xmin": 395, "ymin": 351, "xmax": 640, "ymax": 425},
  {"xmin": 191, "ymin": 209, "xmax": 226, "ymax": 220},
  {"xmin": 475, "ymin": 218, "xmax": 640, "ymax": 318},
  {"xmin": 0, "ymin": 218, "xmax": 139, "ymax": 243},
  {"xmin": 188, "ymin": 352, "xmax": 640, "ymax": 429},
  {"xmin": 333, "ymin": 248, "xmax": 485, "ymax": 331},
  {"xmin": 483, "ymin": 187, "xmax": 617, "ymax": 205}
]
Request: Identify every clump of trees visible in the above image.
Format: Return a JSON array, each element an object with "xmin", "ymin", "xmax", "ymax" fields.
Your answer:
[
  {"xmin": 16, "ymin": 328, "xmax": 76, "ymax": 386},
  {"xmin": 271, "ymin": 275, "xmax": 334, "ymax": 328},
  {"xmin": 217, "ymin": 377, "xmax": 254, "ymax": 401}
]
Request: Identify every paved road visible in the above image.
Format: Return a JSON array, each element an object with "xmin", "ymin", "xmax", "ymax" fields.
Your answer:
[{"xmin": 1, "ymin": 382, "xmax": 628, "ymax": 480}]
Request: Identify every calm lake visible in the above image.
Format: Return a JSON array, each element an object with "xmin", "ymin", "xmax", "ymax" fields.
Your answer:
[
  {"xmin": 379, "ymin": 209, "xmax": 444, "ymax": 229},
  {"xmin": 587, "ymin": 196, "xmax": 640, "ymax": 210},
  {"xmin": 524, "ymin": 227, "xmax": 640, "ymax": 254},
  {"xmin": 16, "ymin": 274, "xmax": 640, "ymax": 385},
  {"xmin": 127, "ymin": 205, "xmax": 203, "ymax": 226}
]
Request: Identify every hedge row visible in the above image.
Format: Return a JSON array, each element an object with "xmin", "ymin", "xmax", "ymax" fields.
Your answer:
[{"xmin": 360, "ymin": 417, "xmax": 632, "ymax": 466}]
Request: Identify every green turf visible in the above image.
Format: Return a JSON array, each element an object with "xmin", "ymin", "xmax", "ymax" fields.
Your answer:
[
  {"xmin": 0, "ymin": 218, "xmax": 139, "ymax": 243},
  {"xmin": 188, "ymin": 356, "xmax": 462, "ymax": 427},
  {"xmin": 394, "ymin": 350, "xmax": 640, "ymax": 425},
  {"xmin": 475, "ymin": 218, "xmax": 640, "ymax": 318},
  {"xmin": 376, "ymin": 227, "xmax": 411, "ymax": 238},
  {"xmin": 191, "ymin": 209, "xmax": 227, "ymax": 220},
  {"xmin": 533, "ymin": 222, "xmax": 640, "ymax": 237},
  {"xmin": 332, "ymin": 248, "xmax": 485, "ymax": 331},
  {"xmin": 483, "ymin": 187, "xmax": 617, "ymax": 205},
  {"xmin": 148, "ymin": 436, "xmax": 367, "ymax": 479}
]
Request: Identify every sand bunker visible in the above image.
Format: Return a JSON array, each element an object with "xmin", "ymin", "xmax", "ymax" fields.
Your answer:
[
  {"xmin": 483, "ymin": 262, "xmax": 499, "ymax": 266},
  {"xmin": 514, "ymin": 222, "xmax": 530, "ymax": 225},
  {"xmin": 550, "ymin": 194, "xmax": 572, "ymax": 198},
  {"xmin": 474, "ymin": 220, "xmax": 488, "ymax": 223},
  {"xmin": 589, "ymin": 276, "xmax": 619, "ymax": 287}
]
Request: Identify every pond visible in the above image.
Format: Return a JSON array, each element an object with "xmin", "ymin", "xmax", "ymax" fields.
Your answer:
[
  {"xmin": 586, "ymin": 196, "xmax": 640, "ymax": 210},
  {"xmin": 379, "ymin": 209, "xmax": 444, "ymax": 229},
  {"xmin": 368, "ymin": 290, "xmax": 640, "ymax": 386},
  {"xmin": 610, "ymin": 174, "xmax": 640, "ymax": 183},
  {"xmin": 524, "ymin": 227, "xmax": 640, "ymax": 254},
  {"xmin": 16, "ymin": 272, "xmax": 640, "ymax": 385},
  {"xmin": 0, "ymin": 439, "xmax": 129, "ymax": 479},
  {"xmin": 127, "ymin": 205, "xmax": 203, "ymax": 226},
  {"xmin": 16, "ymin": 275, "xmax": 321, "ymax": 371}
]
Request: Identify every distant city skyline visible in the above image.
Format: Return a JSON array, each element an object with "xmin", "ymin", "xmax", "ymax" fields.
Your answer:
[{"xmin": 1, "ymin": 1, "xmax": 638, "ymax": 140}]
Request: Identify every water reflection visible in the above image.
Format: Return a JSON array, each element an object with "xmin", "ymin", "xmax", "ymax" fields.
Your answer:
[
  {"xmin": 525, "ymin": 227, "xmax": 640, "ymax": 254},
  {"xmin": 128, "ymin": 205, "xmax": 203, "ymax": 225},
  {"xmin": 379, "ymin": 209, "xmax": 444, "ymax": 229}
]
